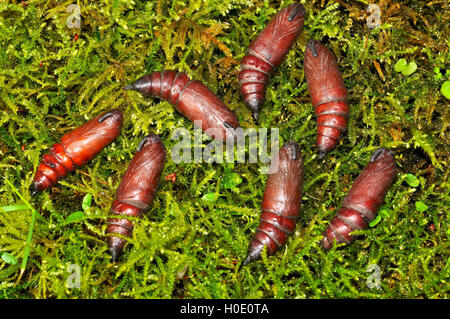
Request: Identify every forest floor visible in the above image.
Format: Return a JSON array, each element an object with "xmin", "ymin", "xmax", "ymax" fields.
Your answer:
[{"xmin": 0, "ymin": 0, "xmax": 448, "ymax": 298}]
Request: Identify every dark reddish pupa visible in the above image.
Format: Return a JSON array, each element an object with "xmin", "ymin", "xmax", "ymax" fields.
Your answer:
[
  {"xmin": 30, "ymin": 109, "xmax": 123, "ymax": 195},
  {"xmin": 244, "ymin": 141, "xmax": 304, "ymax": 265},
  {"xmin": 239, "ymin": 2, "xmax": 305, "ymax": 122},
  {"xmin": 321, "ymin": 148, "xmax": 397, "ymax": 250},
  {"xmin": 304, "ymin": 39, "xmax": 349, "ymax": 158},
  {"xmin": 125, "ymin": 70, "xmax": 240, "ymax": 142},
  {"xmin": 106, "ymin": 134, "xmax": 166, "ymax": 261}
]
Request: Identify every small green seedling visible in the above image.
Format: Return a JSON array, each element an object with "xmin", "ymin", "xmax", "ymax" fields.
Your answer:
[
  {"xmin": 394, "ymin": 58, "xmax": 417, "ymax": 76},
  {"xmin": 440, "ymin": 80, "xmax": 450, "ymax": 99},
  {"xmin": 404, "ymin": 173, "xmax": 420, "ymax": 188},
  {"xmin": 201, "ymin": 192, "xmax": 221, "ymax": 202},
  {"xmin": 415, "ymin": 201, "xmax": 429, "ymax": 213},
  {"xmin": 64, "ymin": 193, "xmax": 92, "ymax": 224},
  {"xmin": 433, "ymin": 67, "xmax": 442, "ymax": 80},
  {"xmin": 1, "ymin": 252, "xmax": 18, "ymax": 265},
  {"xmin": 222, "ymin": 170, "xmax": 243, "ymax": 190},
  {"xmin": 369, "ymin": 209, "xmax": 390, "ymax": 227}
]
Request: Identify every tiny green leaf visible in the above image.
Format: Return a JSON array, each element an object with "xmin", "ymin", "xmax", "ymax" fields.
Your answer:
[
  {"xmin": 201, "ymin": 192, "xmax": 218, "ymax": 202},
  {"xmin": 0, "ymin": 204, "xmax": 29, "ymax": 213},
  {"xmin": 82, "ymin": 193, "xmax": 93, "ymax": 211},
  {"xmin": 394, "ymin": 58, "xmax": 407, "ymax": 72},
  {"xmin": 379, "ymin": 209, "xmax": 390, "ymax": 218},
  {"xmin": 369, "ymin": 209, "xmax": 389, "ymax": 227},
  {"xmin": 369, "ymin": 215, "xmax": 382, "ymax": 227},
  {"xmin": 404, "ymin": 174, "xmax": 420, "ymax": 187},
  {"xmin": 65, "ymin": 211, "xmax": 85, "ymax": 224},
  {"xmin": 401, "ymin": 61, "xmax": 417, "ymax": 76},
  {"xmin": 433, "ymin": 67, "xmax": 442, "ymax": 80},
  {"xmin": 222, "ymin": 172, "xmax": 243, "ymax": 189},
  {"xmin": 415, "ymin": 201, "xmax": 429, "ymax": 212},
  {"xmin": 440, "ymin": 80, "xmax": 450, "ymax": 99},
  {"xmin": 1, "ymin": 252, "xmax": 18, "ymax": 265}
]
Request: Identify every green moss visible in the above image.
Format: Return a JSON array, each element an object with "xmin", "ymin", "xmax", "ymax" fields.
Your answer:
[{"xmin": 0, "ymin": 0, "xmax": 448, "ymax": 298}]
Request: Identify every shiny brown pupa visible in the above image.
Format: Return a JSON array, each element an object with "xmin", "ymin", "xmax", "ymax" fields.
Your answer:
[
  {"xmin": 125, "ymin": 70, "xmax": 240, "ymax": 142},
  {"xmin": 106, "ymin": 134, "xmax": 166, "ymax": 261},
  {"xmin": 321, "ymin": 148, "xmax": 396, "ymax": 251},
  {"xmin": 304, "ymin": 40, "xmax": 349, "ymax": 158},
  {"xmin": 244, "ymin": 141, "xmax": 304, "ymax": 265},
  {"xmin": 239, "ymin": 3, "xmax": 305, "ymax": 122},
  {"xmin": 30, "ymin": 109, "xmax": 123, "ymax": 195}
]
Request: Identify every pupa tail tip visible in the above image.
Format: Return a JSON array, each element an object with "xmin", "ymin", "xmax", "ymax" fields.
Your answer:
[
  {"xmin": 242, "ymin": 255, "xmax": 252, "ymax": 267},
  {"xmin": 242, "ymin": 252, "xmax": 260, "ymax": 267}
]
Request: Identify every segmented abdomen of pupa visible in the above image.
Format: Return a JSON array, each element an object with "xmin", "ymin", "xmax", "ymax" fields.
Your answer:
[
  {"xmin": 304, "ymin": 40, "xmax": 349, "ymax": 158},
  {"xmin": 239, "ymin": 3, "xmax": 305, "ymax": 122}
]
